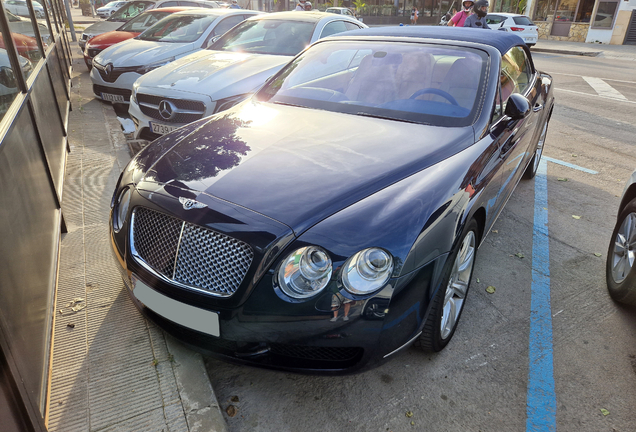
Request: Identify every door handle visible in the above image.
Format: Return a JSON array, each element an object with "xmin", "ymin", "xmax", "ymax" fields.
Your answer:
[{"xmin": 533, "ymin": 103, "xmax": 543, "ymax": 112}]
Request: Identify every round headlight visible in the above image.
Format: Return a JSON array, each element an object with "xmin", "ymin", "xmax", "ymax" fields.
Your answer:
[
  {"xmin": 341, "ymin": 248, "xmax": 393, "ymax": 295},
  {"xmin": 276, "ymin": 246, "xmax": 332, "ymax": 299},
  {"xmin": 113, "ymin": 187, "xmax": 131, "ymax": 233}
]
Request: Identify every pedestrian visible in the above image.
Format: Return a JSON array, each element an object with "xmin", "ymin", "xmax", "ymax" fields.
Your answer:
[
  {"xmin": 229, "ymin": 0, "xmax": 241, "ymax": 8},
  {"xmin": 463, "ymin": 0, "xmax": 490, "ymax": 28},
  {"xmin": 448, "ymin": 0, "xmax": 473, "ymax": 27},
  {"xmin": 304, "ymin": 0, "xmax": 311, "ymax": 10},
  {"xmin": 413, "ymin": 7, "xmax": 419, "ymax": 24},
  {"xmin": 294, "ymin": 0, "xmax": 305, "ymax": 10},
  {"xmin": 410, "ymin": 7, "xmax": 416, "ymax": 25}
]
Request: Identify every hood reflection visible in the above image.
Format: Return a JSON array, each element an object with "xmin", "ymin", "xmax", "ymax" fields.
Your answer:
[{"xmin": 149, "ymin": 114, "xmax": 252, "ymax": 185}]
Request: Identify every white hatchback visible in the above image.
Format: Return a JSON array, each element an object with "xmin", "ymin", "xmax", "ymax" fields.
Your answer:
[
  {"xmin": 96, "ymin": 1, "xmax": 129, "ymax": 19},
  {"xmin": 486, "ymin": 13, "xmax": 538, "ymax": 47}
]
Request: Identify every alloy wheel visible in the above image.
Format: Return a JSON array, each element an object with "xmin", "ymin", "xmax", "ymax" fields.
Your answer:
[
  {"xmin": 611, "ymin": 212, "xmax": 636, "ymax": 284},
  {"xmin": 440, "ymin": 231, "xmax": 476, "ymax": 339}
]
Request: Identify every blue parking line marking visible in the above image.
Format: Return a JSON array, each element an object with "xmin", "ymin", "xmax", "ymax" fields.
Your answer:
[
  {"xmin": 527, "ymin": 158, "xmax": 557, "ymax": 432},
  {"xmin": 543, "ymin": 156, "xmax": 598, "ymax": 175}
]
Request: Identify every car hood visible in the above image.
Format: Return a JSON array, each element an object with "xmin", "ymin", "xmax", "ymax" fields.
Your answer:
[
  {"xmin": 83, "ymin": 21, "xmax": 122, "ymax": 36},
  {"xmin": 143, "ymin": 101, "xmax": 475, "ymax": 233},
  {"xmin": 86, "ymin": 30, "xmax": 139, "ymax": 49},
  {"xmin": 95, "ymin": 39, "xmax": 195, "ymax": 67},
  {"xmin": 137, "ymin": 50, "xmax": 290, "ymax": 100}
]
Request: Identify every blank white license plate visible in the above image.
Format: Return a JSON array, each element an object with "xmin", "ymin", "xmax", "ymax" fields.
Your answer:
[
  {"xmin": 101, "ymin": 92, "xmax": 125, "ymax": 103},
  {"xmin": 151, "ymin": 122, "xmax": 178, "ymax": 135},
  {"xmin": 131, "ymin": 275, "xmax": 220, "ymax": 336}
]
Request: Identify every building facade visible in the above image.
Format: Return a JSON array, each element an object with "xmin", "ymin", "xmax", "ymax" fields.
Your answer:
[
  {"xmin": 522, "ymin": 0, "xmax": 636, "ymax": 44},
  {"xmin": 0, "ymin": 0, "xmax": 72, "ymax": 430}
]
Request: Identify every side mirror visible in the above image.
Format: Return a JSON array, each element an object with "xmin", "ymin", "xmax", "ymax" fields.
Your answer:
[
  {"xmin": 504, "ymin": 93, "xmax": 531, "ymax": 120},
  {"xmin": 206, "ymin": 35, "xmax": 220, "ymax": 48}
]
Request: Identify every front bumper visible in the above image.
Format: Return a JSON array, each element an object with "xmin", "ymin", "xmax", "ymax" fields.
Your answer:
[
  {"xmin": 90, "ymin": 66, "xmax": 141, "ymax": 103},
  {"xmin": 109, "ymin": 185, "xmax": 441, "ymax": 373},
  {"xmin": 128, "ymin": 87, "xmax": 214, "ymax": 140}
]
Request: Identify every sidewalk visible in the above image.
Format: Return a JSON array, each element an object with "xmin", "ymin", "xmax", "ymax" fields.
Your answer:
[
  {"xmin": 46, "ymin": 54, "xmax": 228, "ymax": 432},
  {"xmin": 67, "ymin": 2, "xmax": 101, "ymax": 26},
  {"xmin": 532, "ymin": 38, "xmax": 636, "ymax": 60}
]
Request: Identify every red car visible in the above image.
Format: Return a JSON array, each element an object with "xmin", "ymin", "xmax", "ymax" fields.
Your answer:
[
  {"xmin": 84, "ymin": 7, "xmax": 191, "ymax": 70},
  {"xmin": 0, "ymin": 33, "xmax": 42, "ymax": 63}
]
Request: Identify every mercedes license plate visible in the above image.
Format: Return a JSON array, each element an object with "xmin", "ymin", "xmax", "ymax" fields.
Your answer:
[
  {"xmin": 151, "ymin": 122, "xmax": 178, "ymax": 135},
  {"xmin": 101, "ymin": 92, "xmax": 125, "ymax": 103},
  {"xmin": 131, "ymin": 274, "xmax": 220, "ymax": 336}
]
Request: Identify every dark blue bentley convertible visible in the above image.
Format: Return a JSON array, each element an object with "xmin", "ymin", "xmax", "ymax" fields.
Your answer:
[{"xmin": 110, "ymin": 27, "xmax": 554, "ymax": 373}]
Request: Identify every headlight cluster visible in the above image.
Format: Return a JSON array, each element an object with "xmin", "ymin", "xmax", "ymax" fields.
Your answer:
[
  {"xmin": 275, "ymin": 246, "xmax": 393, "ymax": 300},
  {"xmin": 112, "ymin": 187, "xmax": 132, "ymax": 233},
  {"xmin": 131, "ymin": 81, "xmax": 140, "ymax": 104}
]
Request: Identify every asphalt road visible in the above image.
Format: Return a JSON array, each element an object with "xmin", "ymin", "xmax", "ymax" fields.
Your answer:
[{"xmin": 204, "ymin": 52, "xmax": 636, "ymax": 431}]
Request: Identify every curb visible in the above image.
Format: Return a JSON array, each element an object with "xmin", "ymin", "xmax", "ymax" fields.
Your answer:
[
  {"xmin": 104, "ymin": 89, "xmax": 229, "ymax": 432},
  {"xmin": 165, "ymin": 335, "xmax": 229, "ymax": 432},
  {"xmin": 531, "ymin": 47, "xmax": 601, "ymax": 57}
]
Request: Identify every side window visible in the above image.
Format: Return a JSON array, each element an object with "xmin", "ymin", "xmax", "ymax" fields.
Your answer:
[
  {"xmin": 320, "ymin": 21, "xmax": 348, "ymax": 38},
  {"xmin": 160, "ymin": 1, "xmax": 179, "ymax": 6},
  {"xmin": 212, "ymin": 15, "xmax": 244, "ymax": 37},
  {"xmin": 486, "ymin": 15, "xmax": 505, "ymax": 26},
  {"xmin": 496, "ymin": 46, "xmax": 532, "ymax": 119},
  {"xmin": 344, "ymin": 22, "xmax": 362, "ymax": 31}
]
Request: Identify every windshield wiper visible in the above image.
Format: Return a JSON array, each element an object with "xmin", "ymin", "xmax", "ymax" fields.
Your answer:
[
  {"xmin": 273, "ymin": 101, "xmax": 305, "ymax": 108},
  {"xmin": 354, "ymin": 112, "xmax": 424, "ymax": 125}
]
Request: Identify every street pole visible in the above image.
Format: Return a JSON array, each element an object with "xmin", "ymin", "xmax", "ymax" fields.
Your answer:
[{"xmin": 63, "ymin": 0, "xmax": 76, "ymax": 42}]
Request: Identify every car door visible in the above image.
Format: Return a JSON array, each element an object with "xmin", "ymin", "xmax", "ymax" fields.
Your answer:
[{"xmin": 490, "ymin": 46, "xmax": 540, "ymax": 205}]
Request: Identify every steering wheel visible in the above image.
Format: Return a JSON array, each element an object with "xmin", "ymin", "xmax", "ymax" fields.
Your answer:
[{"xmin": 409, "ymin": 88, "xmax": 459, "ymax": 106}]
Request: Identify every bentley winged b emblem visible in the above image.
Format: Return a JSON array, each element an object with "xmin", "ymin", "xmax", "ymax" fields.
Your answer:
[{"xmin": 179, "ymin": 197, "xmax": 206, "ymax": 210}]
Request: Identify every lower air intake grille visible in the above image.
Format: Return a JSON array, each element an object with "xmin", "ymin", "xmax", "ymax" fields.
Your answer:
[
  {"xmin": 269, "ymin": 344, "xmax": 363, "ymax": 362},
  {"xmin": 131, "ymin": 207, "xmax": 253, "ymax": 296}
]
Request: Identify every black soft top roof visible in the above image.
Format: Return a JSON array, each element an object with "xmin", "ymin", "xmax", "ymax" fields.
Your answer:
[{"xmin": 335, "ymin": 26, "xmax": 526, "ymax": 55}]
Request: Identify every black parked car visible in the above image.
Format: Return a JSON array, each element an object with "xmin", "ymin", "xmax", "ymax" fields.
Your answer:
[
  {"xmin": 110, "ymin": 27, "xmax": 554, "ymax": 373},
  {"xmin": 606, "ymin": 169, "xmax": 636, "ymax": 305}
]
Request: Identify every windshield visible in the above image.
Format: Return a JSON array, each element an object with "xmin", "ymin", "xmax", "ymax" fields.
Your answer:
[
  {"xmin": 138, "ymin": 14, "xmax": 217, "ymax": 42},
  {"xmin": 119, "ymin": 11, "xmax": 171, "ymax": 32},
  {"xmin": 108, "ymin": 1, "xmax": 155, "ymax": 22},
  {"xmin": 257, "ymin": 41, "xmax": 487, "ymax": 127},
  {"xmin": 210, "ymin": 19, "xmax": 315, "ymax": 56}
]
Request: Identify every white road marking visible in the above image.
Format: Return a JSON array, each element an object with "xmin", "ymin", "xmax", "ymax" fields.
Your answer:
[
  {"xmin": 555, "ymin": 88, "xmax": 636, "ymax": 105},
  {"xmin": 582, "ymin": 76, "xmax": 628, "ymax": 100},
  {"xmin": 549, "ymin": 72, "xmax": 636, "ymax": 85}
]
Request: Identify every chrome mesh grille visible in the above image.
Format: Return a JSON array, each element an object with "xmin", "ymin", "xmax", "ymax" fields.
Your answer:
[
  {"xmin": 132, "ymin": 208, "xmax": 182, "ymax": 277},
  {"xmin": 131, "ymin": 207, "xmax": 253, "ymax": 296},
  {"xmin": 174, "ymin": 224, "xmax": 254, "ymax": 295}
]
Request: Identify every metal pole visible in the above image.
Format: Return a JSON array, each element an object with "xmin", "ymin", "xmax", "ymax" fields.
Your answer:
[{"xmin": 63, "ymin": 0, "xmax": 76, "ymax": 41}]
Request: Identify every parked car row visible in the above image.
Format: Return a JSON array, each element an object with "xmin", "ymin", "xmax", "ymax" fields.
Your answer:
[
  {"xmin": 101, "ymin": 22, "xmax": 554, "ymax": 373},
  {"xmin": 85, "ymin": 10, "xmax": 366, "ymax": 140}
]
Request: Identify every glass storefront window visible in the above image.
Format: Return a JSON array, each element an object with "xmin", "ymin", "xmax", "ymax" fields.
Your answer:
[
  {"xmin": 533, "ymin": 0, "xmax": 556, "ymax": 21},
  {"xmin": 574, "ymin": 0, "xmax": 594, "ymax": 21},
  {"xmin": 554, "ymin": 0, "xmax": 577, "ymax": 22},
  {"xmin": 592, "ymin": 1, "xmax": 618, "ymax": 28}
]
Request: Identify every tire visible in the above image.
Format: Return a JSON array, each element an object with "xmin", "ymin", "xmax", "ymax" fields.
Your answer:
[
  {"xmin": 523, "ymin": 116, "xmax": 549, "ymax": 180},
  {"xmin": 606, "ymin": 199, "xmax": 636, "ymax": 305},
  {"xmin": 418, "ymin": 218, "xmax": 479, "ymax": 352}
]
